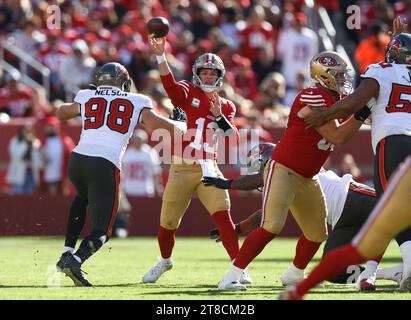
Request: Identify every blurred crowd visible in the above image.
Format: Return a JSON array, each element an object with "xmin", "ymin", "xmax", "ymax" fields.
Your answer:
[
  {"xmin": 0, "ymin": 0, "xmax": 403, "ymax": 198},
  {"xmin": 1, "ymin": 0, "xmax": 410, "ymax": 127}
]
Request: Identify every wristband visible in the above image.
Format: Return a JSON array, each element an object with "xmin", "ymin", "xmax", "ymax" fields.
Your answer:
[
  {"xmin": 354, "ymin": 105, "xmax": 371, "ymax": 122},
  {"xmin": 156, "ymin": 53, "xmax": 166, "ymax": 64}
]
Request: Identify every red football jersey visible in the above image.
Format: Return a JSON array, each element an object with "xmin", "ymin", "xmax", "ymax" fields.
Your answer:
[
  {"xmin": 161, "ymin": 73, "xmax": 238, "ymax": 160},
  {"xmin": 271, "ymin": 86, "xmax": 339, "ymax": 178}
]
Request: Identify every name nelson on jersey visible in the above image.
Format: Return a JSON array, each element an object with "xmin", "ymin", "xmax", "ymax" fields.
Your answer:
[{"xmin": 94, "ymin": 89, "xmax": 128, "ymax": 96}]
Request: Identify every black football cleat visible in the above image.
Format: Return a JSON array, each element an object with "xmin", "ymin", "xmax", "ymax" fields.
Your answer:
[
  {"xmin": 58, "ymin": 255, "xmax": 92, "ymax": 287},
  {"xmin": 56, "ymin": 251, "xmax": 73, "ymax": 271}
]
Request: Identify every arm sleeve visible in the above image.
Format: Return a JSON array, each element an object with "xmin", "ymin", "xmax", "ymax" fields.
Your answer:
[
  {"xmin": 360, "ymin": 63, "xmax": 382, "ymax": 85},
  {"xmin": 73, "ymin": 89, "xmax": 89, "ymax": 104},
  {"xmin": 137, "ymin": 96, "xmax": 154, "ymax": 124},
  {"xmin": 160, "ymin": 73, "xmax": 189, "ymax": 107}
]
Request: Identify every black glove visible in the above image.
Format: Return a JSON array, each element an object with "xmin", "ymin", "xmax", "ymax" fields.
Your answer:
[
  {"xmin": 202, "ymin": 176, "xmax": 233, "ymax": 189},
  {"xmin": 354, "ymin": 105, "xmax": 371, "ymax": 122},
  {"xmin": 209, "ymin": 223, "xmax": 242, "ymax": 243},
  {"xmin": 209, "ymin": 228, "xmax": 221, "ymax": 242},
  {"xmin": 170, "ymin": 107, "xmax": 187, "ymax": 123}
]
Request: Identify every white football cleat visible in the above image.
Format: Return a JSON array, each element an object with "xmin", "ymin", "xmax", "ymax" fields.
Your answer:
[
  {"xmin": 280, "ymin": 265, "xmax": 304, "ymax": 286},
  {"xmin": 142, "ymin": 258, "xmax": 173, "ymax": 283},
  {"xmin": 240, "ymin": 270, "xmax": 253, "ymax": 285},
  {"xmin": 218, "ymin": 270, "xmax": 246, "ymax": 291},
  {"xmin": 357, "ymin": 268, "xmax": 377, "ymax": 291}
]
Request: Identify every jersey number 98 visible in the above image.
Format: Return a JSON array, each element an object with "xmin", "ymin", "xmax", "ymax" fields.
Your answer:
[{"xmin": 84, "ymin": 98, "xmax": 134, "ymax": 134}]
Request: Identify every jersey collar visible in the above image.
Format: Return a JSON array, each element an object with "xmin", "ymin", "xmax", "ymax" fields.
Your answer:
[{"xmin": 97, "ymin": 85, "xmax": 121, "ymax": 91}]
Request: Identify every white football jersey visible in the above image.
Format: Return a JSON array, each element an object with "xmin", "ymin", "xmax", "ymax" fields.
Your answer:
[
  {"xmin": 73, "ymin": 86, "xmax": 153, "ymax": 169},
  {"xmin": 316, "ymin": 170, "xmax": 352, "ymax": 229},
  {"xmin": 122, "ymin": 144, "xmax": 162, "ymax": 197},
  {"xmin": 361, "ymin": 62, "xmax": 411, "ymax": 153}
]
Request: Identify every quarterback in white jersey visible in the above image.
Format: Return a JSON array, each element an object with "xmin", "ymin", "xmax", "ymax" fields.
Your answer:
[
  {"xmin": 303, "ymin": 32, "xmax": 411, "ymax": 291},
  {"xmin": 53, "ymin": 62, "xmax": 187, "ymax": 287}
]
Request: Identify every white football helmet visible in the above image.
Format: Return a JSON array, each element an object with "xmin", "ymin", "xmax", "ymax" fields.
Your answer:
[{"xmin": 192, "ymin": 53, "xmax": 225, "ymax": 92}]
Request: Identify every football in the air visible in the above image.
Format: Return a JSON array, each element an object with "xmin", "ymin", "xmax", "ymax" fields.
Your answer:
[{"xmin": 147, "ymin": 17, "xmax": 170, "ymax": 38}]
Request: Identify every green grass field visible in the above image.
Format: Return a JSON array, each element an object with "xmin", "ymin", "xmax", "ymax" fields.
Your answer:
[{"xmin": 0, "ymin": 237, "xmax": 409, "ymax": 300}]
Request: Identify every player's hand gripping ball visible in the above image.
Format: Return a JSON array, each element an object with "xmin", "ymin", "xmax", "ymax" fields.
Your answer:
[{"xmin": 147, "ymin": 17, "xmax": 170, "ymax": 38}]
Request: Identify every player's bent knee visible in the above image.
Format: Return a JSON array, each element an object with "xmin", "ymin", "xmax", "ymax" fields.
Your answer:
[
  {"xmin": 160, "ymin": 220, "xmax": 180, "ymax": 230},
  {"xmin": 262, "ymin": 221, "xmax": 284, "ymax": 235},
  {"xmin": 305, "ymin": 232, "xmax": 327, "ymax": 243}
]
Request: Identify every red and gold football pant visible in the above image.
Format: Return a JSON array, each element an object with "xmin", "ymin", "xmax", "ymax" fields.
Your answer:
[
  {"xmin": 160, "ymin": 158, "xmax": 230, "ymax": 229},
  {"xmin": 262, "ymin": 160, "xmax": 328, "ymax": 242}
]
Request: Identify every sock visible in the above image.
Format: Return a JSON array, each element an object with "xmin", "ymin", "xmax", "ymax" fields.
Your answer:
[
  {"xmin": 227, "ymin": 265, "xmax": 244, "ymax": 282},
  {"xmin": 63, "ymin": 246, "xmax": 74, "ymax": 254},
  {"xmin": 293, "ymin": 234, "xmax": 322, "ymax": 269},
  {"xmin": 64, "ymin": 196, "xmax": 88, "ymax": 248},
  {"xmin": 289, "ymin": 264, "xmax": 305, "ymax": 274},
  {"xmin": 211, "ymin": 210, "xmax": 240, "ymax": 261},
  {"xmin": 296, "ymin": 244, "xmax": 365, "ymax": 297},
  {"xmin": 234, "ymin": 227, "xmax": 276, "ymax": 269},
  {"xmin": 74, "ymin": 231, "xmax": 107, "ymax": 263},
  {"xmin": 400, "ymin": 241, "xmax": 411, "ymax": 276},
  {"xmin": 359, "ymin": 260, "xmax": 379, "ymax": 282},
  {"xmin": 158, "ymin": 226, "xmax": 177, "ymax": 259},
  {"xmin": 376, "ymin": 264, "xmax": 403, "ymax": 282}
]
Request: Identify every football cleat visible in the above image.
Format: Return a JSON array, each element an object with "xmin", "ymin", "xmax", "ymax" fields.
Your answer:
[
  {"xmin": 56, "ymin": 251, "xmax": 73, "ymax": 271},
  {"xmin": 358, "ymin": 278, "xmax": 376, "ymax": 291},
  {"xmin": 278, "ymin": 286, "xmax": 302, "ymax": 300},
  {"xmin": 58, "ymin": 255, "xmax": 92, "ymax": 287},
  {"xmin": 218, "ymin": 270, "xmax": 246, "ymax": 291},
  {"xmin": 240, "ymin": 270, "xmax": 253, "ymax": 285},
  {"xmin": 142, "ymin": 258, "xmax": 173, "ymax": 283},
  {"xmin": 357, "ymin": 268, "xmax": 377, "ymax": 291},
  {"xmin": 280, "ymin": 265, "xmax": 304, "ymax": 286},
  {"xmin": 399, "ymin": 274, "xmax": 411, "ymax": 292}
]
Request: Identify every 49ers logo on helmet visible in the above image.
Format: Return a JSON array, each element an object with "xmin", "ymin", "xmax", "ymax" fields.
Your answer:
[{"xmin": 319, "ymin": 56, "xmax": 337, "ymax": 67}]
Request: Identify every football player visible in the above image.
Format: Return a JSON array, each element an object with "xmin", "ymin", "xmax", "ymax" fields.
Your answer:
[
  {"xmin": 54, "ymin": 62, "xmax": 187, "ymax": 286},
  {"xmin": 303, "ymin": 32, "xmax": 411, "ymax": 292},
  {"xmin": 142, "ymin": 36, "xmax": 245, "ymax": 284},
  {"xmin": 280, "ymin": 156, "xmax": 411, "ymax": 299},
  {"xmin": 218, "ymin": 51, "xmax": 367, "ymax": 290},
  {"xmin": 206, "ymin": 143, "xmax": 403, "ymax": 288}
]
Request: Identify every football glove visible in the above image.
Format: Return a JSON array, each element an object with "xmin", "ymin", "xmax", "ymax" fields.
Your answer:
[
  {"xmin": 209, "ymin": 224, "xmax": 242, "ymax": 242},
  {"xmin": 202, "ymin": 176, "xmax": 233, "ymax": 189},
  {"xmin": 170, "ymin": 107, "xmax": 187, "ymax": 123}
]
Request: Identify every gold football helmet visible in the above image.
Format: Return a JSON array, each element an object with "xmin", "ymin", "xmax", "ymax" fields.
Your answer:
[{"xmin": 310, "ymin": 51, "xmax": 353, "ymax": 94}]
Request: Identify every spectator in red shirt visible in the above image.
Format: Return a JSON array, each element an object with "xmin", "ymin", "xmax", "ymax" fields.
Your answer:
[
  {"xmin": 239, "ymin": 5, "xmax": 275, "ymax": 61},
  {"xmin": 0, "ymin": 74, "xmax": 35, "ymax": 117}
]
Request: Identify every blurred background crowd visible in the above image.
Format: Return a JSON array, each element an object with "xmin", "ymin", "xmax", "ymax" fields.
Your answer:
[{"xmin": 0, "ymin": 0, "xmax": 406, "ymax": 203}]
